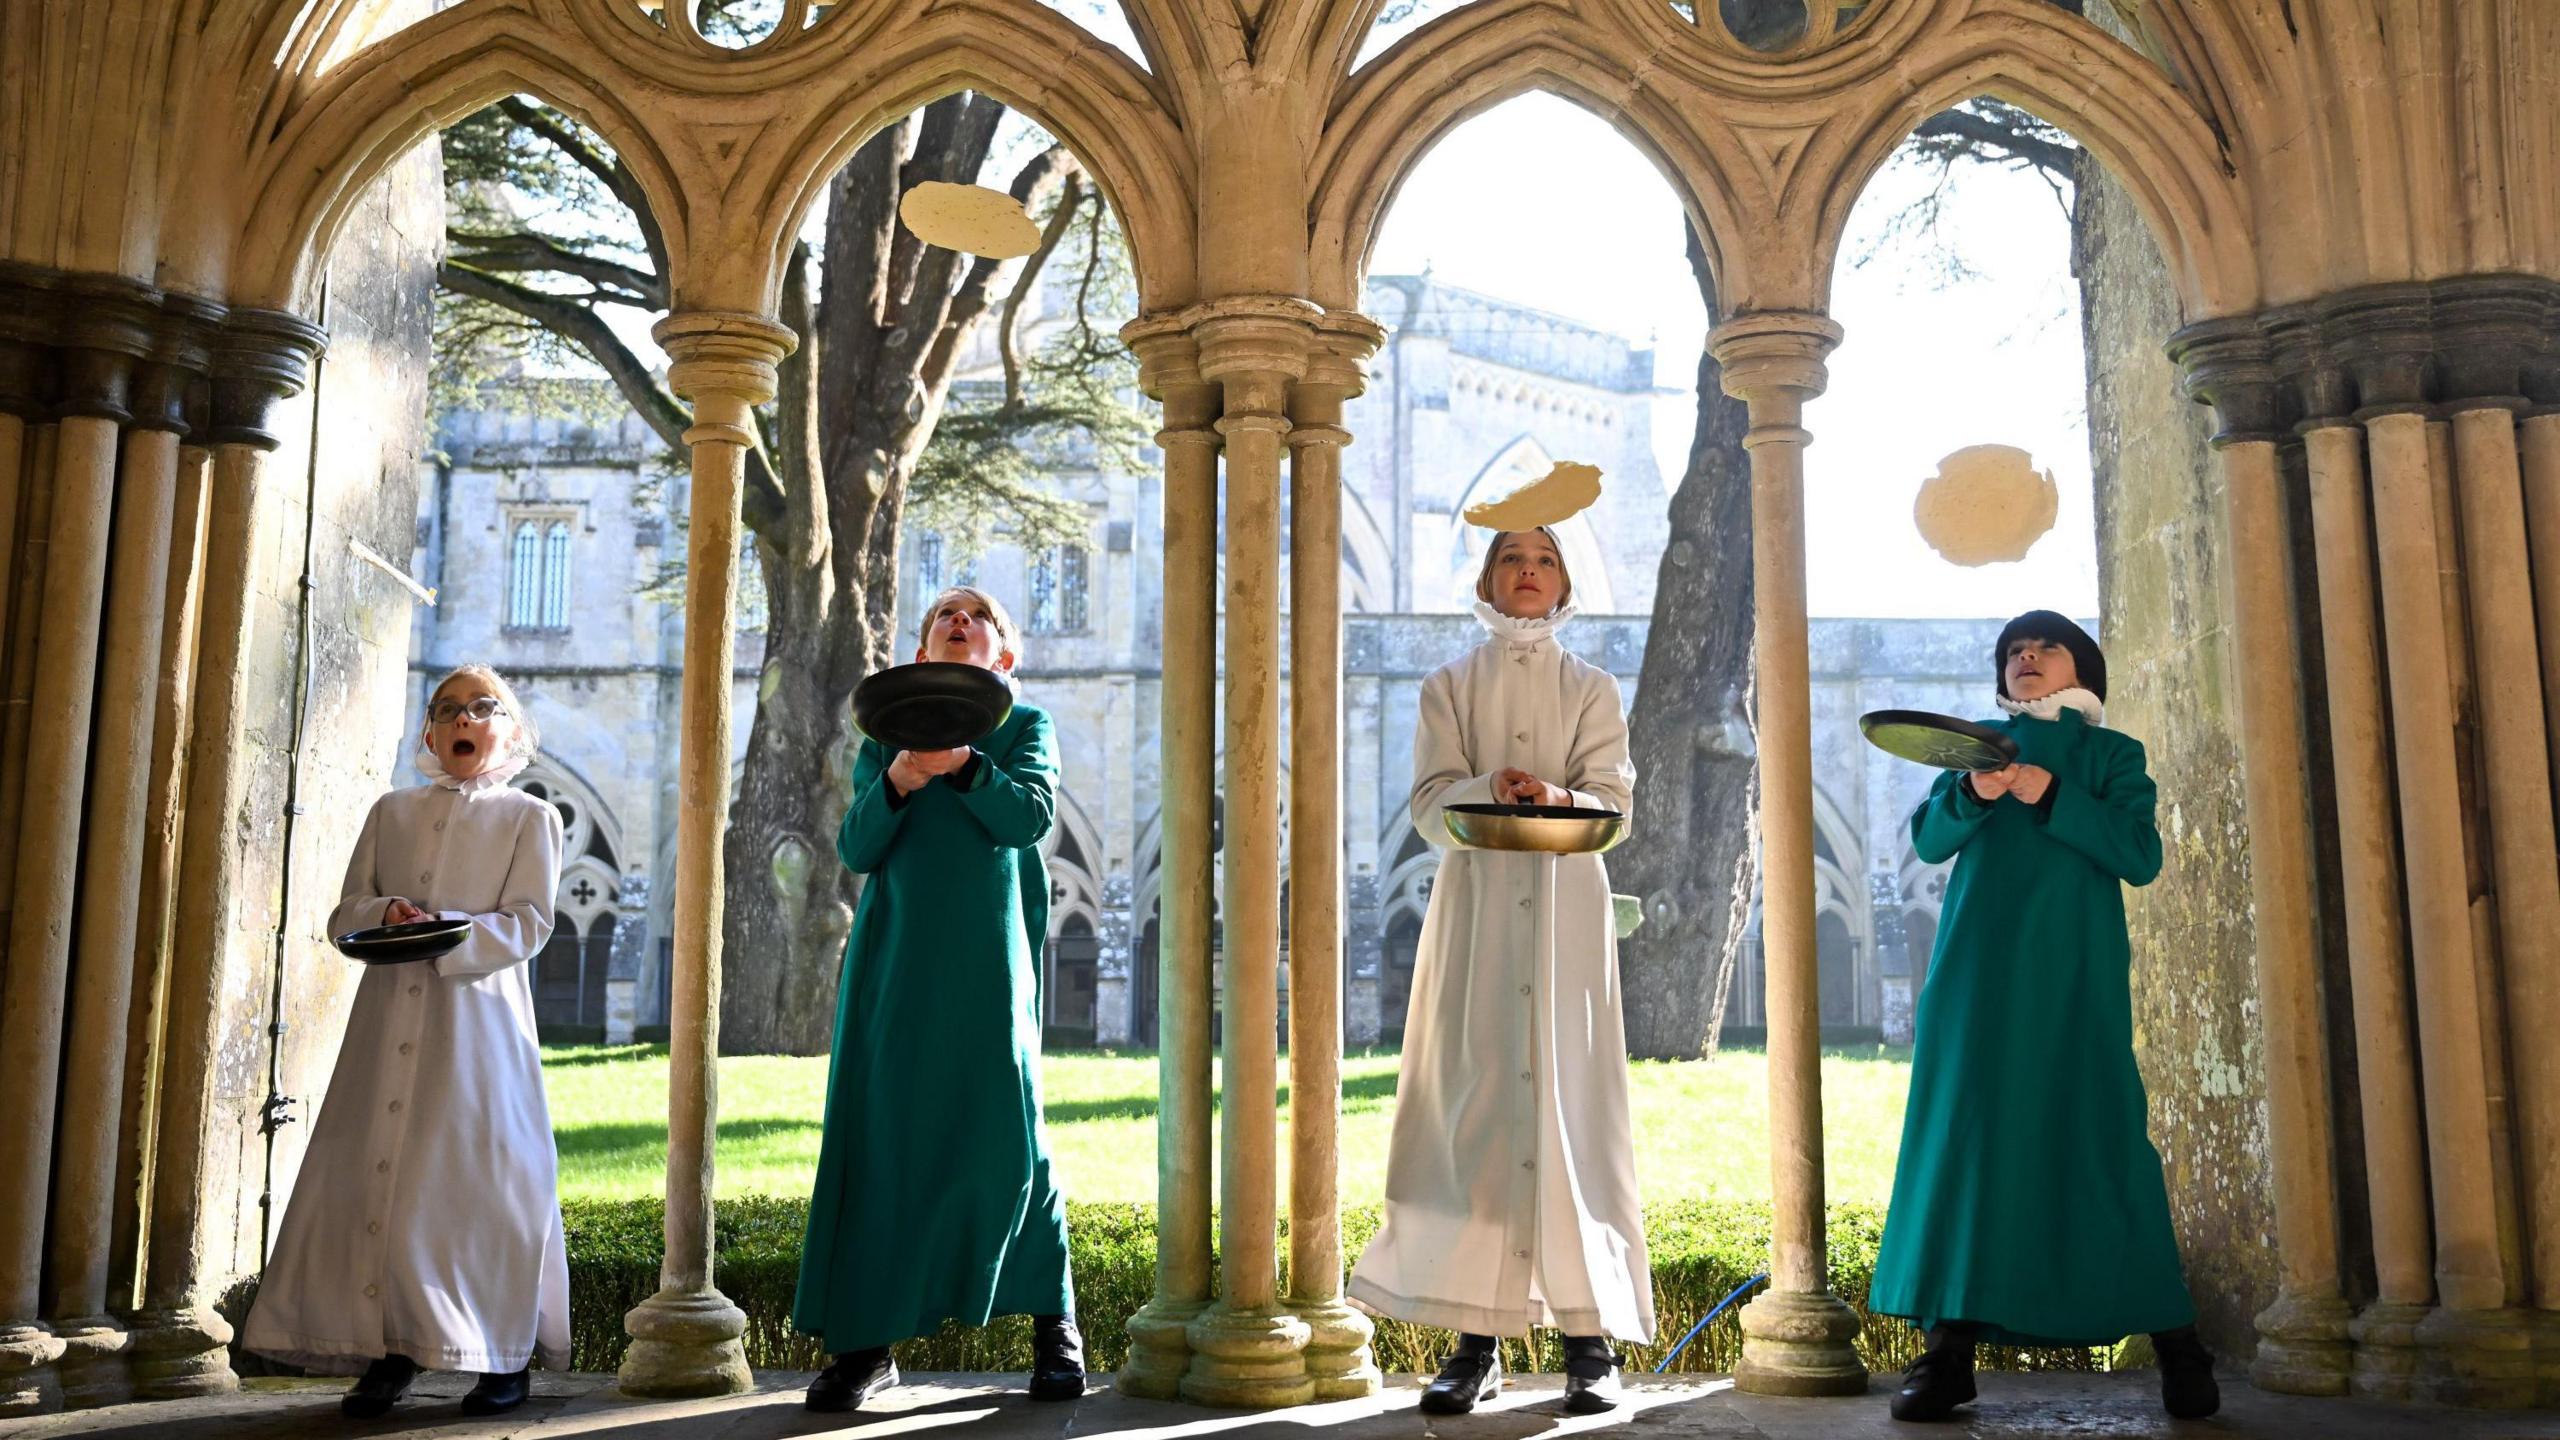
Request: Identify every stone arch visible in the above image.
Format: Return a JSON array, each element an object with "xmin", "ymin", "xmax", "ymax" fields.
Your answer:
[
  {"xmin": 1310, "ymin": 19, "xmax": 1753, "ymax": 313},
  {"xmin": 1043, "ymin": 787, "xmax": 1108, "ymax": 935},
  {"xmin": 226, "ymin": 7, "xmax": 693, "ymax": 309},
  {"xmin": 1800, "ymin": 1, "xmax": 2256, "ymax": 316},
  {"xmin": 743, "ymin": 13, "xmax": 1198, "ymax": 314}
]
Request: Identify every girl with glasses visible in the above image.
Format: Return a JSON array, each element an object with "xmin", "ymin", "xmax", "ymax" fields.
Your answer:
[{"xmin": 242, "ymin": 664, "xmax": 568, "ymax": 1419}]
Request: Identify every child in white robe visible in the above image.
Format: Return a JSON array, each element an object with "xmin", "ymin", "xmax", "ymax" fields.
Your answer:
[
  {"xmin": 1348, "ymin": 528, "xmax": 1651, "ymax": 1416},
  {"xmin": 242, "ymin": 664, "xmax": 569, "ymax": 1419}
]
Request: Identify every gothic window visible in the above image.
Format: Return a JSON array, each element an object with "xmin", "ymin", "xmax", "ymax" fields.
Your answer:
[
  {"xmin": 1029, "ymin": 544, "xmax": 1090, "ymax": 634},
  {"xmin": 917, "ymin": 531, "xmax": 945, "ymax": 593},
  {"xmin": 506, "ymin": 511, "xmax": 575, "ymax": 630}
]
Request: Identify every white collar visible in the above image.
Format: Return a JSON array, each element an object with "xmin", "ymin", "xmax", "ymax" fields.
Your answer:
[
  {"xmin": 416, "ymin": 744, "xmax": 532, "ymax": 794},
  {"xmin": 1471, "ymin": 597, "xmax": 1578, "ymax": 649},
  {"xmin": 1997, "ymin": 686, "xmax": 2106, "ymax": 727}
]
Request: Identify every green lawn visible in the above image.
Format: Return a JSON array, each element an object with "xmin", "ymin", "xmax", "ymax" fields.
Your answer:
[{"xmin": 545, "ymin": 1044, "xmax": 1914, "ymax": 1209}]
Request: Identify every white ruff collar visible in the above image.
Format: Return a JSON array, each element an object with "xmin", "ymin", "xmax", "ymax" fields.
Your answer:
[
  {"xmin": 1997, "ymin": 686, "xmax": 2106, "ymax": 727},
  {"xmin": 1471, "ymin": 597, "xmax": 1579, "ymax": 648},
  {"xmin": 416, "ymin": 745, "xmax": 532, "ymax": 794}
]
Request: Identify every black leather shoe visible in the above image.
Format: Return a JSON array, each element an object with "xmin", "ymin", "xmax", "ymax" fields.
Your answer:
[
  {"xmin": 806, "ymin": 1347, "xmax": 898, "ymax": 1413},
  {"xmin": 1561, "ymin": 1335, "xmax": 1624, "ymax": 1414},
  {"xmin": 459, "ymin": 1367, "xmax": 530, "ymax": 1416},
  {"xmin": 1889, "ymin": 1324, "xmax": 1978, "ymax": 1423},
  {"xmin": 2153, "ymin": 1326, "xmax": 2220, "ymax": 1420},
  {"xmin": 1419, "ymin": 1335, "xmax": 1501, "ymax": 1415},
  {"xmin": 340, "ymin": 1354, "xmax": 418, "ymax": 1419},
  {"xmin": 1029, "ymin": 1313, "xmax": 1088, "ymax": 1401}
]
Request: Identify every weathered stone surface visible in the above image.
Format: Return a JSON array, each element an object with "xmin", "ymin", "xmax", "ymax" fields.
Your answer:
[{"xmin": 2076, "ymin": 158, "xmax": 2281, "ymax": 1363}]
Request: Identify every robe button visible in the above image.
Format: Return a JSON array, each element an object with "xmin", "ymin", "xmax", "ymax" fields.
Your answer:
[
  {"xmin": 368, "ymin": 1221, "xmax": 380, "ymax": 1235},
  {"xmin": 1518, "ymin": 897, "xmax": 1530, "ymax": 909},
  {"xmin": 399, "ymin": 1043, "xmax": 413, "ymax": 1056},
  {"xmin": 1518, "ymin": 984, "xmax": 1530, "ymax": 996},
  {"xmin": 408, "ymin": 985, "xmax": 422, "ymax": 997},
  {"xmin": 434, "ymin": 820, "xmax": 445, "ymax": 831},
  {"xmin": 1522, "ymin": 1160, "xmax": 1535, "ymax": 1170},
  {"xmin": 1521, "ymin": 1071, "xmax": 1532, "ymax": 1081},
  {"xmin": 1515, "ymin": 1250, "xmax": 1529, "ymax": 1259},
  {"xmin": 1514, "ymin": 732, "xmax": 1527, "ymax": 742},
  {"xmin": 388, "ymin": 1100, "xmax": 403, "ymax": 1114},
  {"xmin": 364, "ymin": 1284, "xmax": 378, "ymax": 1298},
  {"xmin": 376, "ymin": 1160, "xmax": 390, "ymax": 1173},
  {"xmin": 418, "ymin": 871, "xmax": 432, "ymax": 884}
]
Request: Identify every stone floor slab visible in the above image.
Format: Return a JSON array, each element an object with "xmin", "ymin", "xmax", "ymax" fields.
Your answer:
[{"xmin": 4, "ymin": 1371, "xmax": 2555, "ymax": 1440}]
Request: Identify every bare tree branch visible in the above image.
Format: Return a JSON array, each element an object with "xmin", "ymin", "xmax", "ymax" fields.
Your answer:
[
  {"xmin": 1910, "ymin": 105, "xmax": 2080, "ymax": 186},
  {"xmin": 496, "ymin": 96, "xmax": 671, "ymax": 284},
  {"xmin": 448, "ymin": 229, "xmax": 668, "ymax": 307},
  {"xmin": 1001, "ymin": 174, "xmax": 1088, "ymax": 409}
]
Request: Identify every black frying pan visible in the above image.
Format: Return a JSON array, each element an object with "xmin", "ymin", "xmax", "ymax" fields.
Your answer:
[{"xmin": 852, "ymin": 661, "xmax": 1015, "ymax": 752}]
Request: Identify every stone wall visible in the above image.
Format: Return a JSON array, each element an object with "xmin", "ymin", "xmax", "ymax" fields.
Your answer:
[
  {"xmin": 2075, "ymin": 156, "xmax": 2280, "ymax": 1360},
  {"xmin": 195, "ymin": 136, "xmax": 443, "ymax": 1292}
]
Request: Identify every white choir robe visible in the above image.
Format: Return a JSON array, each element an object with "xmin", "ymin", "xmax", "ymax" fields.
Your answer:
[
  {"xmin": 1348, "ymin": 605, "xmax": 1656, "ymax": 1344},
  {"xmin": 242, "ymin": 777, "xmax": 572, "ymax": 1374}
]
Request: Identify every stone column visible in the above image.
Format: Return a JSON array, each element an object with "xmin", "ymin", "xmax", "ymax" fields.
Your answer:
[
  {"xmin": 1712, "ymin": 311, "xmax": 1866, "ymax": 1398},
  {"xmin": 0, "ymin": 284, "xmax": 151, "ymax": 1417},
  {"xmin": 119, "ymin": 407, "xmax": 214, "ymax": 1323},
  {"xmin": 2526, "ymin": 399, "xmax": 2560, "ymax": 788},
  {"xmin": 46, "ymin": 329, "xmax": 200, "ymax": 1410},
  {"xmin": 2300, "ymin": 412, "xmax": 2436, "ymax": 1397},
  {"xmin": 1286, "ymin": 312, "xmax": 1383, "ymax": 1401},
  {"xmin": 616, "ymin": 311, "xmax": 792, "ymax": 1399},
  {"xmin": 2437, "ymin": 283, "xmax": 2560, "ymax": 1336},
  {"xmin": 2357, "ymin": 402, "xmax": 2535, "ymax": 1404},
  {"xmin": 2169, "ymin": 321, "xmax": 2353, "ymax": 1392},
  {"xmin": 0, "ymin": 306, "xmax": 63, "ymax": 1421},
  {"xmin": 1119, "ymin": 319, "xmax": 1221, "ymax": 1400},
  {"xmin": 1184, "ymin": 298, "xmax": 1316, "ymax": 1408},
  {"xmin": 130, "ymin": 306, "xmax": 322, "ymax": 1401}
]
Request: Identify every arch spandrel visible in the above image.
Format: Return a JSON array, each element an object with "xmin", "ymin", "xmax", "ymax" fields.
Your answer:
[{"xmin": 227, "ymin": 0, "xmax": 1197, "ymax": 319}]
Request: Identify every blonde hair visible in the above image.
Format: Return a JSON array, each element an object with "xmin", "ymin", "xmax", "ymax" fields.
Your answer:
[
  {"xmin": 1473, "ymin": 527, "xmax": 1574, "ymax": 611},
  {"xmin": 917, "ymin": 585, "xmax": 1025, "ymax": 665},
  {"xmin": 423, "ymin": 663, "xmax": 540, "ymax": 761}
]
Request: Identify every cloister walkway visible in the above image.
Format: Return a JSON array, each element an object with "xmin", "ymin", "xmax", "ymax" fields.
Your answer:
[{"xmin": 8, "ymin": 1371, "xmax": 2556, "ymax": 1440}]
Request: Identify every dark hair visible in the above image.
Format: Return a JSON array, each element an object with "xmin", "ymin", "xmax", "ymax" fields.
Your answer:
[{"xmin": 1994, "ymin": 611, "xmax": 2106, "ymax": 702}]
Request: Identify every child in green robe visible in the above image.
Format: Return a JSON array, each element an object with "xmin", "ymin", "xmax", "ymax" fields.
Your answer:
[
  {"xmin": 1868, "ymin": 611, "xmax": 2218, "ymax": 1424},
  {"xmin": 793, "ymin": 586, "xmax": 1084, "ymax": 1413}
]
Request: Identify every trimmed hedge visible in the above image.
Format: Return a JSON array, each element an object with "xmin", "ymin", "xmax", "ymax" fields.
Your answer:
[{"xmin": 220, "ymin": 1197, "xmax": 2115, "ymax": 1377}]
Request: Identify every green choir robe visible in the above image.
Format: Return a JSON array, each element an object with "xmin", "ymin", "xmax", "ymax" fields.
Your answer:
[
  {"xmin": 1866, "ymin": 708, "xmax": 2197, "ymax": 1347},
  {"xmin": 792, "ymin": 702, "xmax": 1074, "ymax": 1353}
]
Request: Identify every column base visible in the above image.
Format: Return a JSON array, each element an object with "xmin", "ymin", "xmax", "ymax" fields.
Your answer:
[
  {"xmin": 1181, "ymin": 1303, "xmax": 1313, "ymax": 1407},
  {"xmin": 2249, "ymin": 1289, "xmax": 2352, "ymax": 1396},
  {"xmin": 2412, "ymin": 1305, "xmax": 2535, "ymax": 1408},
  {"xmin": 0, "ymin": 1322, "xmax": 65, "ymax": 1416},
  {"xmin": 50, "ymin": 1316, "xmax": 130, "ymax": 1409},
  {"xmin": 125, "ymin": 1305, "xmax": 234, "ymax": 1400},
  {"xmin": 2535, "ymin": 1308, "xmax": 2560, "ymax": 1409},
  {"xmin": 1290, "ymin": 1297, "xmax": 1382, "ymax": 1400},
  {"xmin": 2347, "ymin": 1300, "xmax": 2430, "ymax": 1403},
  {"xmin": 617, "ymin": 1286, "xmax": 752, "ymax": 1399},
  {"xmin": 1120, "ymin": 1296, "xmax": 1207, "ymax": 1400},
  {"xmin": 1733, "ymin": 1289, "xmax": 1867, "ymax": 1397}
]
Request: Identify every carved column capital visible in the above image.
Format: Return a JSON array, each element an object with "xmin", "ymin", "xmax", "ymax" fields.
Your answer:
[
  {"xmin": 1122, "ymin": 314, "xmax": 1203, "ymax": 396},
  {"xmin": 2431, "ymin": 274, "xmax": 2549, "ymax": 410},
  {"xmin": 651, "ymin": 311, "xmax": 794, "ymax": 447},
  {"xmin": 1709, "ymin": 310, "xmax": 1843, "ymax": 405},
  {"xmin": 207, "ymin": 308, "xmax": 327, "ymax": 450},
  {"xmin": 55, "ymin": 277, "xmax": 160, "ymax": 426},
  {"xmin": 2168, "ymin": 313, "xmax": 2287, "ymax": 444}
]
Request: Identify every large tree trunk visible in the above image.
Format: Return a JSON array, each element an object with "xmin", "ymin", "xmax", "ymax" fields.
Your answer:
[
  {"xmin": 718, "ymin": 98, "xmax": 1008, "ymax": 1055},
  {"xmin": 1615, "ymin": 231, "xmax": 1759, "ymax": 1061}
]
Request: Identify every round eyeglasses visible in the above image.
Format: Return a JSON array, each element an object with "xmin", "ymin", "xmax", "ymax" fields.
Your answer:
[{"xmin": 429, "ymin": 696, "xmax": 506, "ymax": 725}]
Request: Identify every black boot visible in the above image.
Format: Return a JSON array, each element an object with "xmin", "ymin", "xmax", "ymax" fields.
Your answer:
[
  {"xmin": 1029, "ymin": 1313, "xmax": 1088, "ymax": 1401},
  {"xmin": 460, "ymin": 1367, "xmax": 530, "ymax": 1416},
  {"xmin": 2153, "ymin": 1325, "xmax": 2220, "ymax": 1420},
  {"xmin": 1420, "ymin": 1334, "xmax": 1501, "ymax": 1415},
  {"xmin": 806, "ymin": 1346, "xmax": 898, "ymax": 1413},
  {"xmin": 1889, "ymin": 1323, "xmax": 1978, "ymax": 1423},
  {"xmin": 1561, "ymin": 1335, "xmax": 1624, "ymax": 1414},
  {"xmin": 340, "ymin": 1354, "xmax": 418, "ymax": 1419}
]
